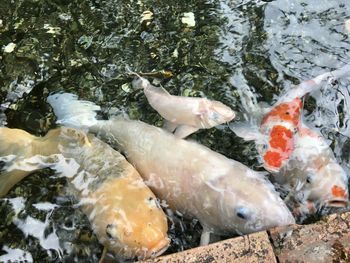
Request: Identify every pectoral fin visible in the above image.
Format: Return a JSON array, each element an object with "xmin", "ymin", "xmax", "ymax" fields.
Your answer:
[
  {"xmin": 174, "ymin": 125, "xmax": 199, "ymax": 138},
  {"xmin": 200, "ymin": 227, "xmax": 213, "ymax": 246},
  {"xmin": 163, "ymin": 120, "xmax": 178, "ymax": 133},
  {"xmin": 229, "ymin": 122, "xmax": 263, "ymax": 142}
]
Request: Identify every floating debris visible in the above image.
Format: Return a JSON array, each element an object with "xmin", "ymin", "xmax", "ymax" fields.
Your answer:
[
  {"xmin": 181, "ymin": 12, "xmax": 196, "ymax": 27},
  {"xmin": 43, "ymin": 24, "xmax": 61, "ymax": 34},
  {"xmin": 121, "ymin": 83, "xmax": 131, "ymax": 93},
  {"xmin": 3, "ymin": 42, "xmax": 16, "ymax": 53},
  {"xmin": 58, "ymin": 13, "xmax": 72, "ymax": 21},
  {"xmin": 139, "ymin": 70, "xmax": 174, "ymax": 79},
  {"xmin": 141, "ymin": 10, "xmax": 153, "ymax": 26}
]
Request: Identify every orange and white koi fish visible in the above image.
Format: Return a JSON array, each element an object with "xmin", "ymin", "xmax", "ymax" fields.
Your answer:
[
  {"xmin": 48, "ymin": 93, "xmax": 295, "ymax": 245},
  {"xmin": 230, "ymin": 64, "xmax": 350, "ymax": 211},
  {"xmin": 132, "ymin": 76, "xmax": 236, "ymax": 138},
  {"xmin": 0, "ymin": 127, "xmax": 169, "ymax": 261},
  {"xmin": 284, "ymin": 126, "xmax": 348, "ymax": 210}
]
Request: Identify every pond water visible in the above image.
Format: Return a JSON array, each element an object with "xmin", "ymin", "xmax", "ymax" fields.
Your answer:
[{"xmin": 1, "ymin": 0, "xmax": 350, "ymax": 262}]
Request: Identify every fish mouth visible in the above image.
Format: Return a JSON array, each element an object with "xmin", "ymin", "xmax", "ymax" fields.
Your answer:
[
  {"xmin": 143, "ymin": 238, "xmax": 170, "ymax": 259},
  {"xmin": 324, "ymin": 199, "xmax": 349, "ymax": 208}
]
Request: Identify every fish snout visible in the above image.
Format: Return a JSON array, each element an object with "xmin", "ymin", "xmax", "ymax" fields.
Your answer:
[
  {"xmin": 134, "ymin": 223, "xmax": 169, "ymax": 260},
  {"xmin": 145, "ymin": 238, "xmax": 170, "ymax": 258},
  {"xmin": 324, "ymin": 199, "xmax": 349, "ymax": 208},
  {"xmin": 210, "ymin": 102, "xmax": 236, "ymax": 122},
  {"xmin": 319, "ymin": 185, "xmax": 349, "ymax": 208}
]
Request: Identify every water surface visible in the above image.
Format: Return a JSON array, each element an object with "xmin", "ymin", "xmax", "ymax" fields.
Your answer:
[{"xmin": 1, "ymin": 0, "xmax": 350, "ymax": 261}]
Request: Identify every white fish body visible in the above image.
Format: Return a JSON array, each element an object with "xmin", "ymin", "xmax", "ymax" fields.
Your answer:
[
  {"xmin": 132, "ymin": 77, "xmax": 236, "ymax": 138},
  {"xmin": 48, "ymin": 93, "xmax": 295, "ymax": 238}
]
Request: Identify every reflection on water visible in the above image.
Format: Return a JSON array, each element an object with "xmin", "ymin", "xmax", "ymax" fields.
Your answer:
[{"xmin": 1, "ymin": 0, "xmax": 350, "ymax": 261}]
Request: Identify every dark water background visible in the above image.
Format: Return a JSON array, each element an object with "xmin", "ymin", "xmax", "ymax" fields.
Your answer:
[{"xmin": 1, "ymin": 0, "xmax": 350, "ymax": 261}]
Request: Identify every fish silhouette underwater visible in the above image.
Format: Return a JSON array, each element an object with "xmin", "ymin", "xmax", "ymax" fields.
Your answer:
[
  {"xmin": 131, "ymin": 74, "xmax": 236, "ymax": 138},
  {"xmin": 230, "ymin": 64, "xmax": 350, "ymax": 214},
  {"xmin": 47, "ymin": 92, "xmax": 295, "ymax": 246},
  {"xmin": 0, "ymin": 127, "xmax": 169, "ymax": 261}
]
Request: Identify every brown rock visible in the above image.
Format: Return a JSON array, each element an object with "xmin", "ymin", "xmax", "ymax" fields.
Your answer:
[
  {"xmin": 269, "ymin": 212, "xmax": 350, "ymax": 263},
  {"xmin": 141, "ymin": 231, "xmax": 277, "ymax": 263}
]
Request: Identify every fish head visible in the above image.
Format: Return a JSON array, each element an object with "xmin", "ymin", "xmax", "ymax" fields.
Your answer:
[
  {"xmin": 91, "ymin": 175, "xmax": 169, "ymax": 260},
  {"xmin": 209, "ymin": 101, "xmax": 236, "ymax": 123},
  {"xmin": 216, "ymin": 169, "xmax": 295, "ymax": 234},
  {"xmin": 118, "ymin": 195, "xmax": 170, "ymax": 260},
  {"xmin": 303, "ymin": 161, "xmax": 349, "ymax": 209},
  {"xmin": 201, "ymin": 100, "xmax": 236, "ymax": 127},
  {"xmin": 261, "ymin": 97, "xmax": 303, "ymax": 127}
]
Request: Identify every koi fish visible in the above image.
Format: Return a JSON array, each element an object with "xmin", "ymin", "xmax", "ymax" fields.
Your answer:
[
  {"xmin": 0, "ymin": 127, "xmax": 169, "ymax": 260},
  {"xmin": 284, "ymin": 127, "xmax": 349, "ymax": 210},
  {"xmin": 131, "ymin": 76, "xmax": 236, "ymax": 138},
  {"xmin": 47, "ymin": 93, "xmax": 295, "ymax": 245},
  {"xmin": 230, "ymin": 64, "xmax": 350, "ymax": 212}
]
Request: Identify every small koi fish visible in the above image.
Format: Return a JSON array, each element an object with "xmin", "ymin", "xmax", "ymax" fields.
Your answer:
[
  {"xmin": 0, "ymin": 127, "xmax": 169, "ymax": 261},
  {"xmin": 131, "ymin": 75, "xmax": 236, "ymax": 138}
]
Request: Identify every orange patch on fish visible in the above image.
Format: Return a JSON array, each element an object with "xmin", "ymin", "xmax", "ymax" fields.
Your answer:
[
  {"xmin": 269, "ymin": 125, "xmax": 294, "ymax": 152},
  {"xmin": 263, "ymin": 151, "xmax": 283, "ymax": 169},
  {"xmin": 263, "ymin": 125, "xmax": 294, "ymax": 170},
  {"xmin": 332, "ymin": 185, "xmax": 348, "ymax": 198},
  {"xmin": 261, "ymin": 97, "xmax": 303, "ymax": 127}
]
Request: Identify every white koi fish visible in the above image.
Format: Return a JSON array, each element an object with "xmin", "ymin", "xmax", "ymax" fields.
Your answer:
[
  {"xmin": 47, "ymin": 93, "xmax": 295, "ymax": 245},
  {"xmin": 132, "ymin": 76, "xmax": 236, "ymax": 138},
  {"xmin": 230, "ymin": 64, "xmax": 350, "ymax": 213},
  {"xmin": 0, "ymin": 127, "xmax": 169, "ymax": 260}
]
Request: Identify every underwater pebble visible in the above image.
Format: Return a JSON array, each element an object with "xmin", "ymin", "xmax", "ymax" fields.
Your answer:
[
  {"xmin": 3, "ymin": 42, "xmax": 16, "ymax": 53},
  {"xmin": 0, "ymin": 19, "xmax": 3, "ymax": 27},
  {"xmin": 181, "ymin": 12, "xmax": 196, "ymax": 27}
]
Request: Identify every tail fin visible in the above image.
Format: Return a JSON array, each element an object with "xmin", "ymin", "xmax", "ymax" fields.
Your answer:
[
  {"xmin": 47, "ymin": 93, "xmax": 100, "ymax": 129},
  {"xmin": 278, "ymin": 64, "xmax": 350, "ymax": 103}
]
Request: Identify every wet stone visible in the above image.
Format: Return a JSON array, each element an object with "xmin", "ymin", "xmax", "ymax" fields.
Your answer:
[
  {"xmin": 140, "ymin": 231, "xmax": 276, "ymax": 263},
  {"xmin": 269, "ymin": 212, "xmax": 350, "ymax": 263}
]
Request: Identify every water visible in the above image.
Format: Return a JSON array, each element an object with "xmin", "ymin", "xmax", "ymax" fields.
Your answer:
[{"xmin": 1, "ymin": 0, "xmax": 350, "ymax": 261}]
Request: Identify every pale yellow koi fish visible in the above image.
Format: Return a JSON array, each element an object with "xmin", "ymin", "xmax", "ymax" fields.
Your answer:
[
  {"xmin": 0, "ymin": 127, "xmax": 169, "ymax": 260},
  {"xmin": 47, "ymin": 93, "xmax": 295, "ymax": 245},
  {"xmin": 132, "ymin": 76, "xmax": 236, "ymax": 138}
]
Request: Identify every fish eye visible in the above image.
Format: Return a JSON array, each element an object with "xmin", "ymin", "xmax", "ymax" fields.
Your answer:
[
  {"xmin": 235, "ymin": 207, "xmax": 251, "ymax": 220},
  {"xmin": 306, "ymin": 173, "xmax": 314, "ymax": 184}
]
